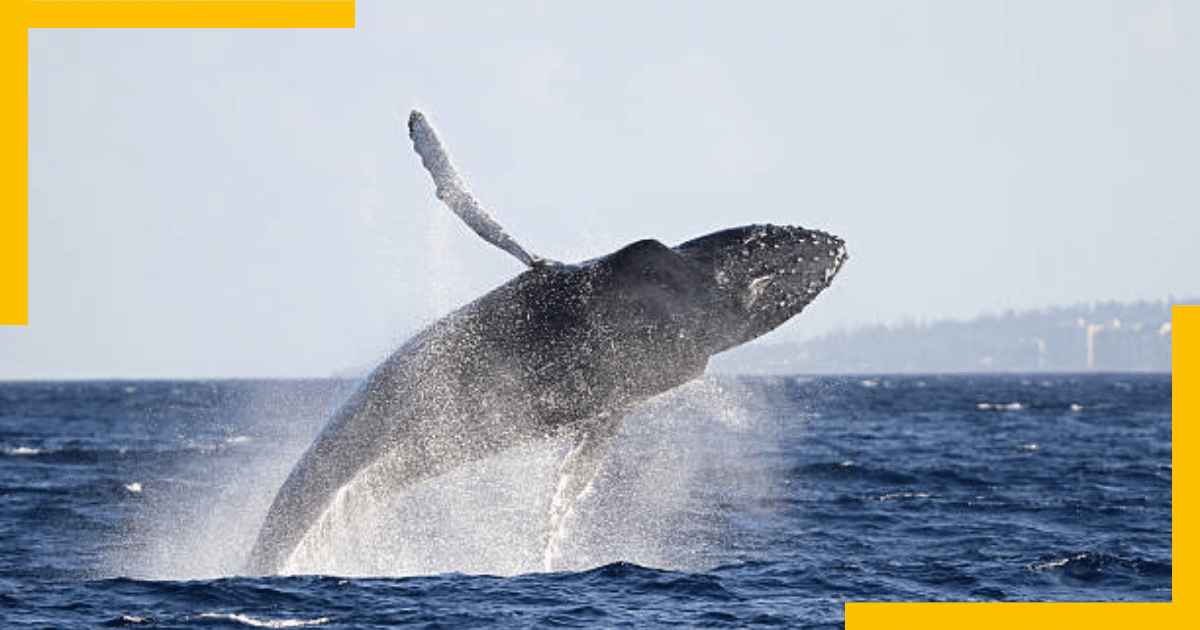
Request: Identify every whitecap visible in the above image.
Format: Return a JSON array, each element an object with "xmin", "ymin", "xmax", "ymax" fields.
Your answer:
[
  {"xmin": 198, "ymin": 613, "xmax": 333, "ymax": 628},
  {"xmin": 1025, "ymin": 553, "xmax": 1090, "ymax": 571},
  {"xmin": 975, "ymin": 402, "xmax": 1022, "ymax": 411},
  {"xmin": 877, "ymin": 491, "xmax": 933, "ymax": 501}
]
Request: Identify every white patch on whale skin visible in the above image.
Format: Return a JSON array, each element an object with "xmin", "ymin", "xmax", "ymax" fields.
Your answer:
[{"xmin": 743, "ymin": 274, "xmax": 775, "ymax": 308}]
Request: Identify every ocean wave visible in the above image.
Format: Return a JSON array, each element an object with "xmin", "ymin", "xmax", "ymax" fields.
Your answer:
[
  {"xmin": 2, "ymin": 446, "xmax": 43, "ymax": 456},
  {"xmin": 0, "ymin": 374, "xmax": 1171, "ymax": 623},
  {"xmin": 99, "ymin": 613, "xmax": 335, "ymax": 628},
  {"xmin": 876, "ymin": 491, "xmax": 935, "ymax": 502},
  {"xmin": 198, "ymin": 613, "xmax": 333, "ymax": 628},
  {"xmin": 1025, "ymin": 552, "xmax": 1171, "ymax": 583},
  {"xmin": 975, "ymin": 402, "xmax": 1023, "ymax": 411},
  {"xmin": 0, "ymin": 437, "xmax": 253, "ymax": 463},
  {"xmin": 102, "ymin": 615, "xmax": 154, "ymax": 627},
  {"xmin": 789, "ymin": 461, "xmax": 918, "ymax": 486}
]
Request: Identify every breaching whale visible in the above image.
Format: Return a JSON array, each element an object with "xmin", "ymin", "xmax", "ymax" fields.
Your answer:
[{"xmin": 245, "ymin": 111, "xmax": 847, "ymax": 575}]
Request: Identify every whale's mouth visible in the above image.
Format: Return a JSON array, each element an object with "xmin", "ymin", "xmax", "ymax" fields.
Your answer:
[{"xmin": 674, "ymin": 224, "xmax": 847, "ymax": 348}]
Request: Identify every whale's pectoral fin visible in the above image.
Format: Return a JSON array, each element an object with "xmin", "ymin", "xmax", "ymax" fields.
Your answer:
[
  {"xmin": 408, "ymin": 110, "xmax": 555, "ymax": 268},
  {"xmin": 540, "ymin": 411, "xmax": 626, "ymax": 571}
]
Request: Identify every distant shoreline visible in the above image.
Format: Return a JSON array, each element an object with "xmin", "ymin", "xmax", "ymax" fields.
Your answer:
[{"xmin": 713, "ymin": 298, "xmax": 1191, "ymax": 375}]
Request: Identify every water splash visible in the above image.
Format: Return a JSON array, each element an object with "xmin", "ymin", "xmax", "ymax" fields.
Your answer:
[
  {"xmin": 112, "ymin": 373, "xmax": 779, "ymax": 580},
  {"xmin": 273, "ymin": 376, "xmax": 773, "ymax": 577},
  {"xmin": 282, "ymin": 439, "xmax": 567, "ymax": 577},
  {"xmin": 109, "ymin": 381, "xmax": 351, "ymax": 580}
]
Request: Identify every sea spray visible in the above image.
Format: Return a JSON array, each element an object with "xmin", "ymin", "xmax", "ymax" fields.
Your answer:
[
  {"xmin": 108, "ymin": 380, "xmax": 353, "ymax": 580},
  {"xmin": 114, "ymin": 375, "xmax": 778, "ymax": 578},
  {"xmin": 556, "ymin": 377, "xmax": 781, "ymax": 572},
  {"xmin": 283, "ymin": 439, "xmax": 566, "ymax": 577},
  {"xmin": 292, "ymin": 375, "xmax": 779, "ymax": 576}
]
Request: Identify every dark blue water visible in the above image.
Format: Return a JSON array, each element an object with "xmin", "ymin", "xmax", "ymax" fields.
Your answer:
[{"xmin": 0, "ymin": 374, "xmax": 1171, "ymax": 628}]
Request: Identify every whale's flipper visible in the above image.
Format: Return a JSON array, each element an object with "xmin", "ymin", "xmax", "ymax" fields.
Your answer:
[
  {"xmin": 541, "ymin": 412, "xmax": 626, "ymax": 571},
  {"xmin": 408, "ymin": 110, "xmax": 550, "ymax": 267}
]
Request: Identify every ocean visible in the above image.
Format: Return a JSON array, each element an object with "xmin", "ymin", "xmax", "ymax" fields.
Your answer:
[{"xmin": 0, "ymin": 373, "xmax": 1171, "ymax": 628}]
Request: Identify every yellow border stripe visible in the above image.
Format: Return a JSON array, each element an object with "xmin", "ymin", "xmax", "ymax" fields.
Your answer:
[
  {"xmin": 1175, "ymin": 306, "xmax": 1195, "ymax": 604},
  {"xmin": 8, "ymin": 2, "xmax": 354, "ymax": 325},
  {"xmin": 25, "ymin": 1, "xmax": 355, "ymax": 29},
  {"xmin": 847, "ymin": 602, "xmax": 1175, "ymax": 628},
  {"xmin": 2, "ymin": 17, "xmax": 25, "ymax": 325},
  {"xmin": 848, "ymin": 308, "xmax": 1190, "ymax": 625}
]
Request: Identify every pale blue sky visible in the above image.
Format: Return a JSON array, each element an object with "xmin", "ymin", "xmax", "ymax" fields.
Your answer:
[{"xmin": 12, "ymin": 0, "xmax": 1197, "ymax": 378}]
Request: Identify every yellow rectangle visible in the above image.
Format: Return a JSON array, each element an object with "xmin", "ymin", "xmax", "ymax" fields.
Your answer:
[
  {"xmin": 25, "ymin": 1, "xmax": 356, "ymax": 29},
  {"xmin": 847, "ymin": 602, "xmax": 1176, "ymax": 628},
  {"xmin": 3, "ymin": 25, "xmax": 25, "ymax": 325},
  {"xmin": 1173, "ymin": 305, "xmax": 1194, "ymax": 604}
]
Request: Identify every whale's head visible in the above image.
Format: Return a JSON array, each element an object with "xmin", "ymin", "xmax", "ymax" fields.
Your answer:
[
  {"xmin": 514, "ymin": 223, "xmax": 846, "ymax": 376},
  {"xmin": 674, "ymin": 224, "xmax": 847, "ymax": 352}
]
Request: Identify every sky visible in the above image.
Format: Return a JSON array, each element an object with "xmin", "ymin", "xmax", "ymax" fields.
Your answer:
[{"xmin": 12, "ymin": 0, "xmax": 1198, "ymax": 379}]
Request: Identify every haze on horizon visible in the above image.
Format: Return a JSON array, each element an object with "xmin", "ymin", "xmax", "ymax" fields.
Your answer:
[{"xmin": 12, "ymin": 1, "xmax": 1197, "ymax": 379}]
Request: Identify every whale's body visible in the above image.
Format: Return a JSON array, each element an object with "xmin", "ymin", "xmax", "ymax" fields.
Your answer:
[{"xmin": 245, "ymin": 113, "xmax": 847, "ymax": 575}]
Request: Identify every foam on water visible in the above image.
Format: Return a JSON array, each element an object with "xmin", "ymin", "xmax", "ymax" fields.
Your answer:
[
  {"xmin": 198, "ymin": 613, "xmax": 333, "ymax": 628},
  {"xmin": 3, "ymin": 446, "xmax": 42, "ymax": 456}
]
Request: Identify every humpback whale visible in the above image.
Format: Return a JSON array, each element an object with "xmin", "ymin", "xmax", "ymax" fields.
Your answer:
[{"xmin": 245, "ymin": 111, "xmax": 847, "ymax": 575}]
